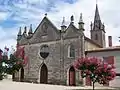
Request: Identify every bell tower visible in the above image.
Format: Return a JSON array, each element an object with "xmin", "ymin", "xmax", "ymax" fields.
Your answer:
[{"xmin": 90, "ymin": 4, "xmax": 106, "ymax": 47}]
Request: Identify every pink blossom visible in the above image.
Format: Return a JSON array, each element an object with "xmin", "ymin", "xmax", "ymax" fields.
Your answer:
[{"xmin": 73, "ymin": 56, "xmax": 116, "ymax": 85}]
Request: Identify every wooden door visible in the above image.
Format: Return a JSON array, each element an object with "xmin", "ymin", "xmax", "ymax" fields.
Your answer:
[
  {"xmin": 69, "ymin": 66, "xmax": 75, "ymax": 86},
  {"xmin": 40, "ymin": 64, "xmax": 48, "ymax": 84},
  {"xmin": 20, "ymin": 67, "xmax": 24, "ymax": 82}
]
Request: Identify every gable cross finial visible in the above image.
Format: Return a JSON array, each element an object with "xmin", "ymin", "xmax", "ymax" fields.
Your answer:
[
  {"xmin": 70, "ymin": 15, "xmax": 74, "ymax": 23},
  {"xmin": 45, "ymin": 13, "xmax": 47, "ymax": 17},
  {"xmin": 96, "ymin": 0, "xmax": 98, "ymax": 5}
]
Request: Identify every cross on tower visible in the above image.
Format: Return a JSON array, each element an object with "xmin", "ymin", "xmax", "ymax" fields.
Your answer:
[{"xmin": 96, "ymin": 0, "xmax": 98, "ymax": 4}]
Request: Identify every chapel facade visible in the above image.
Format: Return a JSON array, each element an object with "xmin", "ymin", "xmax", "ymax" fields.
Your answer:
[{"xmin": 14, "ymin": 4, "xmax": 106, "ymax": 85}]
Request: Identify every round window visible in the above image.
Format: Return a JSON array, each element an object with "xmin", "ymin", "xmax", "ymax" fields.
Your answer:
[{"xmin": 40, "ymin": 44, "xmax": 49, "ymax": 59}]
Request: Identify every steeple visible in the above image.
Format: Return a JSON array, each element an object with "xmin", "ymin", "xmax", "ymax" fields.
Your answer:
[
  {"xmin": 93, "ymin": 3, "xmax": 102, "ymax": 30},
  {"xmin": 94, "ymin": 4, "xmax": 101, "ymax": 23},
  {"xmin": 90, "ymin": 3, "xmax": 106, "ymax": 47}
]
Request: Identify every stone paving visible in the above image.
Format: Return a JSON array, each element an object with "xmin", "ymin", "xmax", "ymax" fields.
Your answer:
[
  {"xmin": 0, "ymin": 76, "xmax": 117, "ymax": 90},
  {"xmin": 0, "ymin": 80, "xmax": 117, "ymax": 90}
]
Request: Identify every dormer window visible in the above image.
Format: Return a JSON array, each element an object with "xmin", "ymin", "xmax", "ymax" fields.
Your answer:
[{"xmin": 68, "ymin": 44, "xmax": 75, "ymax": 58}]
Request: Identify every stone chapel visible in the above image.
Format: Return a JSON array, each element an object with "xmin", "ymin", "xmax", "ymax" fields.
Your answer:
[{"xmin": 14, "ymin": 4, "xmax": 106, "ymax": 86}]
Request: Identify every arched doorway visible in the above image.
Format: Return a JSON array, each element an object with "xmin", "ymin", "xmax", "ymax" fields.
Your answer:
[
  {"xmin": 40, "ymin": 64, "xmax": 48, "ymax": 84},
  {"xmin": 69, "ymin": 66, "xmax": 76, "ymax": 86},
  {"xmin": 12, "ymin": 73, "xmax": 15, "ymax": 81},
  {"xmin": 20, "ymin": 67, "xmax": 24, "ymax": 82}
]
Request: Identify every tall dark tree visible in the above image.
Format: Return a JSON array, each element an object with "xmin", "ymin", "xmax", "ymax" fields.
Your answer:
[{"xmin": 0, "ymin": 47, "xmax": 23, "ymax": 80}]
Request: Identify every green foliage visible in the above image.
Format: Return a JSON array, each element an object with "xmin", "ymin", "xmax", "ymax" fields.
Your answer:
[
  {"xmin": 0, "ymin": 60, "xmax": 7, "ymax": 80},
  {"xmin": 5, "ymin": 54, "xmax": 23, "ymax": 74},
  {"xmin": 0, "ymin": 54, "xmax": 23, "ymax": 80}
]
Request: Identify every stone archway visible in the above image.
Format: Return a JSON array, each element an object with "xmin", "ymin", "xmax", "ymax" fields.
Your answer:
[
  {"xmin": 69, "ymin": 66, "xmax": 76, "ymax": 86},
  {"xmin": 40, "ymin": 63, "xmax": 48, "ymax": 84},
  {"xmin": 20, "ymin": 67, "xmax": 24, "ymax": 82}
]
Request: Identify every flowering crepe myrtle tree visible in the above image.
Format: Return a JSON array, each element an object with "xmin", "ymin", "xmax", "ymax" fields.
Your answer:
[{"xmin": 74, "ymin": 57, "xmax": 116, "ymax": 90}]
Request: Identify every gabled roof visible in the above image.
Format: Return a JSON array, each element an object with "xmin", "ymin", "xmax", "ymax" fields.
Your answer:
[
  {"xmin": 33, "ymin": 16, "xmax": 59, "ymax": 35},
  {"xmin": 84, "ymin": 36, "xmax": 102, "ymax": 48},
  {"xmin": 63, "ymin": 23, "xmax": 81, "ymax": 39},
  {"xmin": 65, "ymin": 22, "xmax": 78, "ymax": 32}
]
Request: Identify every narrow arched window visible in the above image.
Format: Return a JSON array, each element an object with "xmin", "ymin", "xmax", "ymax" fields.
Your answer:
[
  {"xmin": 95, "ymin": 34, "xmax": 98, "ymax": 40},
  {"xmin": 68, "ymin": 44, "xmax": 75, "ymax": 58}
]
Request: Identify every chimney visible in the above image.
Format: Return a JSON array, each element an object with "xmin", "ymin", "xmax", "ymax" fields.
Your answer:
[{"xmin": 108, "ymin": 36, "xmax": 112, "ymax": 47}]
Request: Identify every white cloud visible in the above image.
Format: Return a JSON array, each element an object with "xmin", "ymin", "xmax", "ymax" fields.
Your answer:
[
  {"xmin": 0, "ymin": 12, "xmax": 9, "ymax": 20},
  {"xmin": 0, "ymin": 0, "xmax": 120, "ymax": 50},
  {"xmin": 0, "ymin": 26, "xmax": 18, "ymax": 50},
  {"xmin": 45, "ymin": 0, "xmax": 120, "ymax": 46}
]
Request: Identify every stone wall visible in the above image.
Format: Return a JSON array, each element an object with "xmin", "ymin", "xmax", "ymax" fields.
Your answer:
[{"xmin": 15, "ymin": 35, "xmax": 85, "ymax": 85}]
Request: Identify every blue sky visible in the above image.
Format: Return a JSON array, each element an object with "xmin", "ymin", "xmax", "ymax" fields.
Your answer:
[{"xmin": 0, "ymin": 0, "xmax": 120, "ymax": 51}]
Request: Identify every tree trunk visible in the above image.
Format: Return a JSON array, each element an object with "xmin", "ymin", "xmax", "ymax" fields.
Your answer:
[{"xmin": 93, "ymin": 81, "xmax": 95, "ymax": 90}]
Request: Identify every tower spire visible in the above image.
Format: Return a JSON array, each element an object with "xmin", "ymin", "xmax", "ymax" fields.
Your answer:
[
  {"xmin": 93, "ymin": 3, "xmax": 102, "ymax": 30},
  {"xmin": 90, "ymin": 2, "xmax": 106, "ymax": 48},
  {"xmin": 94, "ymin": 3, "xmax": 101, "ymax": 22}
]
